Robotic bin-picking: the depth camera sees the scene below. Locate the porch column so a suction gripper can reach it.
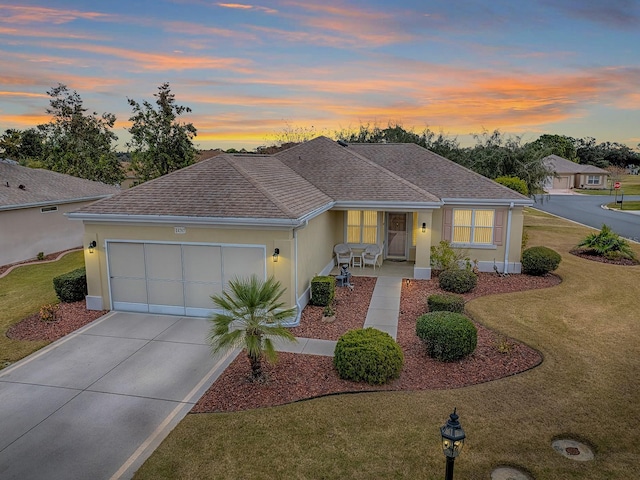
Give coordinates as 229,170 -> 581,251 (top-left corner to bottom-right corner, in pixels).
414,210 -> 433,279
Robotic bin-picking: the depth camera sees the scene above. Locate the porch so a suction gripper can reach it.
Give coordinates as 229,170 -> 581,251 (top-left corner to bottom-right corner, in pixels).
329,260 -> 416,279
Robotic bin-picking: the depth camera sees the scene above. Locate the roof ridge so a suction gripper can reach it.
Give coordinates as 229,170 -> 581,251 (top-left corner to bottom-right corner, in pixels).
343,143 -> 440,201
225,156 -> 299,218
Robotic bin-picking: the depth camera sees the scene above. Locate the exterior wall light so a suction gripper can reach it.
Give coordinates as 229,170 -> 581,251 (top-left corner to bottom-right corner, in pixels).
273,248 -> 280,262
422,222 -> 427,233
88,240 -> 97,254
441,408 -> 466,480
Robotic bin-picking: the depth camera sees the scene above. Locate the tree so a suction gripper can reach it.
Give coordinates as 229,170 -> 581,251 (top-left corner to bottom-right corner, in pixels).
127,83 -> 197,183
530,134 -> 577,161
207,275 -> 297,382
468,130 -> 552,195
0,128 -> 44,164
37,84 -> 123,184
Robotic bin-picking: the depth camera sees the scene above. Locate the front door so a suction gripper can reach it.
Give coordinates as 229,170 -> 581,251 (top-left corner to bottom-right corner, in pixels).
387,213 -> 407,259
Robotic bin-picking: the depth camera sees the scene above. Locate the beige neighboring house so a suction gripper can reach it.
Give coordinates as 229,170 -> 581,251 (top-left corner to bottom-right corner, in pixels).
543,154 -> 609,191
0,159 -> 119,266
69,136 -> 532,324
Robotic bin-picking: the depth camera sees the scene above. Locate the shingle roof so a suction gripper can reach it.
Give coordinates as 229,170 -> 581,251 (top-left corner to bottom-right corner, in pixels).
76,154 -> 332,221
71,136 -> 531,224
275,136 -> 440,203
348,142 -> 529,200
0,160 -> 119,211
543,155 -> 609,175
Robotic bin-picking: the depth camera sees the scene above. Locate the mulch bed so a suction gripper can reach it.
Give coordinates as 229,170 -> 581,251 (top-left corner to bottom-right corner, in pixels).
7,302 -> 108,342
192,272 -> 560,414
569,249 -> 639,265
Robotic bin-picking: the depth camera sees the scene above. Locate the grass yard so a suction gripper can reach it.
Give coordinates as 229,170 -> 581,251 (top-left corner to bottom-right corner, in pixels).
576,174 -> 640,195
0,250 -> 84,366
134,210 -> 640,480
606,200 -> 640,211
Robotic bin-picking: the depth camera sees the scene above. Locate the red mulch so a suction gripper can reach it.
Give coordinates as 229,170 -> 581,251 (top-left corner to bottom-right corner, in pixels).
569,249 -> 639,265
7,302 -> 108,342
192,272 -> 561,414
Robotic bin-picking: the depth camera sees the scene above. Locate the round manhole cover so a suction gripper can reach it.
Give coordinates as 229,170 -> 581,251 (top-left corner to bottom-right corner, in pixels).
491,466 -> 532,479
552,439 -> 594,461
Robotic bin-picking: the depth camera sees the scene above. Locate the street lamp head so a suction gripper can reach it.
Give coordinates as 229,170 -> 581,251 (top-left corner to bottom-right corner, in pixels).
441,408 -> 465,458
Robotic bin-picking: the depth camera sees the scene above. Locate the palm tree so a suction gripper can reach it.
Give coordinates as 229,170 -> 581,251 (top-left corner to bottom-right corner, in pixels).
208,275 -> 297,381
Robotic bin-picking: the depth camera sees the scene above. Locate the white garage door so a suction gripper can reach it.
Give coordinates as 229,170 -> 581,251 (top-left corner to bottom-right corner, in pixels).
107,242 -> 266,316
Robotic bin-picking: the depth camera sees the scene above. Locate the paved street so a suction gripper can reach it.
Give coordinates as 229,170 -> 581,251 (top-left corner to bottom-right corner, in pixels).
532,194 -> 640,243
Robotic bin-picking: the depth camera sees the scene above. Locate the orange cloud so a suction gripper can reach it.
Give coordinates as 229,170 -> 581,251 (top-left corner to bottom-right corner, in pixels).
0,26 -> 104,40
0,5 -> 112,25
45,42 -> 255,73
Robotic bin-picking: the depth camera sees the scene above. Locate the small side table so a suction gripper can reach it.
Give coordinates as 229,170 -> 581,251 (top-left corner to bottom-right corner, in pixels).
352,255 -> 363,268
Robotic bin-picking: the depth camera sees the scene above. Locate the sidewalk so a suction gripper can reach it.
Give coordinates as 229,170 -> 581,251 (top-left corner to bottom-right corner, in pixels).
276,276 -> 404,356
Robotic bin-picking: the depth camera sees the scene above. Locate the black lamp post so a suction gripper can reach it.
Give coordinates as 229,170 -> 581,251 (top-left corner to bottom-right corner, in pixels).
440,408 -> 465,480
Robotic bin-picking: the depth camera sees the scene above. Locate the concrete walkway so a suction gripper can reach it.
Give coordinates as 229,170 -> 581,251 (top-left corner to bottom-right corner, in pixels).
275,275 -> 404,355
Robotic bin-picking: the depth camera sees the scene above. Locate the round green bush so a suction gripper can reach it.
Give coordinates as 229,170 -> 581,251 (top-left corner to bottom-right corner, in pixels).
427,293 -> 465,313
521,246 -> 561,275
438,269 -> 477,293
333,328 -> 404,385
416,311 -> 477,362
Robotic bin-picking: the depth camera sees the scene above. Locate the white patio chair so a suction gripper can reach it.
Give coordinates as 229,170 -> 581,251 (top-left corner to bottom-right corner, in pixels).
362,244 -> 382,270
334,243 -> 353,267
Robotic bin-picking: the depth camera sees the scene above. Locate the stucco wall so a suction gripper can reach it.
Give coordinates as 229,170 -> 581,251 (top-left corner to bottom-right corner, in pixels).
428,206 -> 525,273
81,222 -> 295,310
295,210 -> 342,304
0,201 -> 93,266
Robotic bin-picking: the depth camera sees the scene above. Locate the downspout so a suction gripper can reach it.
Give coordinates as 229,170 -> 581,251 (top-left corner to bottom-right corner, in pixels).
503,202 -> 514,274
291,219 -> 309,326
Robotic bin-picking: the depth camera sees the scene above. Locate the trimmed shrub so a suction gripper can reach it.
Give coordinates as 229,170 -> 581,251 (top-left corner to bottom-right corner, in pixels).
310,276 -> 336,306
438,269 -> 477,294
494,176 -> 529,196
430,240 -> 470,271
53,268 -> 87,303
416,311 -> 477,362
334,328 -> 404,385
522,246 -> 561,275
427,293 -> 465,313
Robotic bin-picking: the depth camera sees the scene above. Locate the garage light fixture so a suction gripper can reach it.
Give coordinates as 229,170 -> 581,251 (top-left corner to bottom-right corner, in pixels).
273,248 -> 280,262
422,222 -> 427,233
88,240 -> 97,254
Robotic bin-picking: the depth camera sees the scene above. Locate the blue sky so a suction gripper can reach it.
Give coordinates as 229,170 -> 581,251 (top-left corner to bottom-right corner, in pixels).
1,0 -> 639,150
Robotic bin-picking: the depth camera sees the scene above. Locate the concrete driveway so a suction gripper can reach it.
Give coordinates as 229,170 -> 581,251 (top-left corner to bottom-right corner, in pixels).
0,312 -> 238,480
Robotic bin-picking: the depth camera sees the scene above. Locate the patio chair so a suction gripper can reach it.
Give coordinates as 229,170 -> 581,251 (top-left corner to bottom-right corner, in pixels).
362,244 -> 382,270
334,243 -> 353,267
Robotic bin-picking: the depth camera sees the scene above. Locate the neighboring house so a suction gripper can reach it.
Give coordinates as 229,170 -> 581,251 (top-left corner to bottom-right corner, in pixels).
542,154 -> 609,190
0,159 -> 119,266
69,137 -> 532,324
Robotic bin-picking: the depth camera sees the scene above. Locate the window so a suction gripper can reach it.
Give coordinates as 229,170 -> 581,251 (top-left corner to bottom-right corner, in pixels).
347,211 -> 378,243
587,175 -> 600,185
40,206 -> 58,213
453,209 -> 494,244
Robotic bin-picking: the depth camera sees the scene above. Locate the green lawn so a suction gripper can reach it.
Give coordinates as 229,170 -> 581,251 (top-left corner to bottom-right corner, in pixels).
606,200 -> 640,211
134,210 -> 640,480
0,250 -> 85,366
576,174 -> 640,195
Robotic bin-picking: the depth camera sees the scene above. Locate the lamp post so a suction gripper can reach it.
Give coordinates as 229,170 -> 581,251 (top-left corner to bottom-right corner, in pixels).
440,408 -> 465,480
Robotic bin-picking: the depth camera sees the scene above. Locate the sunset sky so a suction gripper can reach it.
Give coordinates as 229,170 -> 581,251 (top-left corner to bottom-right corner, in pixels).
1,0 -> 639,151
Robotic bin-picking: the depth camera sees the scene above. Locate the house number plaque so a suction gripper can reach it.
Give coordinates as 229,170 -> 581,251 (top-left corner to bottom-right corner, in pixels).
174,226 -> 186,234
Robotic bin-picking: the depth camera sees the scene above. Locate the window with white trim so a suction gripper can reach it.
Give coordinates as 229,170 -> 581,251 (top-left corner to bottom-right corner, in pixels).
587,175 -> 600,185
453,209 -> 494,244
347,210 -> 378,244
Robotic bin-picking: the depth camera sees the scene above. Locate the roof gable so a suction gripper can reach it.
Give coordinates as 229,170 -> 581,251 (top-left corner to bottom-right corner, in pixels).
0,160 -> 119,211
